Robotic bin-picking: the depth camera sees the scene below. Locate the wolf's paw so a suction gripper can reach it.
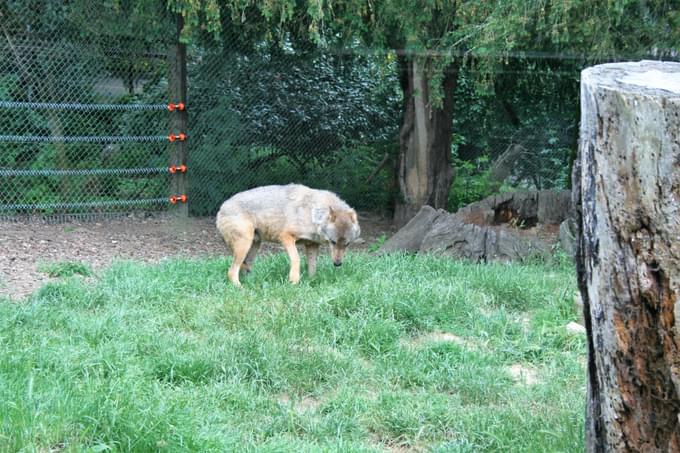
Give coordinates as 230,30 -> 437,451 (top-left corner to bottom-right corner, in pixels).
228,270 -> 242,287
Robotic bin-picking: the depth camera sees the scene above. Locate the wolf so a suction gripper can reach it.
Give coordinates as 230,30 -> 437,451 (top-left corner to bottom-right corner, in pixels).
216,184 -> 361,286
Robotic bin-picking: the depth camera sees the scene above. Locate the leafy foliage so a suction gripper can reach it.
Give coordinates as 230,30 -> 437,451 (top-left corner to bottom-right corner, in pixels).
186,45 -> 400,215
192,46 -> 399,165
2,0 -> 678,216
448,154 -> 498,213
451,58 -> 578,196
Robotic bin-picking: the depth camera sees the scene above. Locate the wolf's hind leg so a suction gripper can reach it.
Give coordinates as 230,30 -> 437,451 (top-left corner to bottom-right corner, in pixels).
227,231 -> 254,287
242,237 -> 261,273
280,233 -> 301,284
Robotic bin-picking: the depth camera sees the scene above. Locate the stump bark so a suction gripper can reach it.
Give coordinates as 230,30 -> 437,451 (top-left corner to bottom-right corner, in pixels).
575,61 -> 680,452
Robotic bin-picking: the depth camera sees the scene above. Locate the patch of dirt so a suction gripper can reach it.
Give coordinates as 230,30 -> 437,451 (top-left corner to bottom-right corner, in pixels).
401,331 -> 493,355
517,314 -> 531,334
0,211 -> 394,300
276,393 -> 321,412
402,331 -> 467,348
369,435 -> 424,453
506,364 -> 540,386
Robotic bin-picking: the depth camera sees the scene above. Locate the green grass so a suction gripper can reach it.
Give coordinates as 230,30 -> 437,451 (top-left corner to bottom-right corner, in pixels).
38,260 -> 92,278
0,253 -> 584,452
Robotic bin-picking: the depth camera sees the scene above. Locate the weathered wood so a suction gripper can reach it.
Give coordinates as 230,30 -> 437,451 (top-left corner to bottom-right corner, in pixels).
379,205 -> 446,253
380,190 -> 568,261
575,60 -> 680,452
168,14 -> 188,217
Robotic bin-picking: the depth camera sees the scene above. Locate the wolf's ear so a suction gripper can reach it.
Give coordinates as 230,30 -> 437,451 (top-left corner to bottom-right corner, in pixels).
312,208 -> 329,225
350,210 -> 358,224
352,223 -> 361,240
328,207 -> 336,222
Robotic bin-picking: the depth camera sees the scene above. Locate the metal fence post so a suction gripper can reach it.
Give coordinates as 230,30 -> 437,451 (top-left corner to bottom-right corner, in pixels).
168,14 -> 188,217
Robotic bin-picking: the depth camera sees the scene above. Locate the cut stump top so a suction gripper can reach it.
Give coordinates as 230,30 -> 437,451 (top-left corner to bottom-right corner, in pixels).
582,60 -> 680,97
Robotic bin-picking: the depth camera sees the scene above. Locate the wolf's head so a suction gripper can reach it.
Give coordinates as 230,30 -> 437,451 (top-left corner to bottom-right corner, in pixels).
315,207 -> 360,266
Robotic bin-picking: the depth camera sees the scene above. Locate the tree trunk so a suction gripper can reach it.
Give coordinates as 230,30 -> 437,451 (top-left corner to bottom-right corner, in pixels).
393,57 -> 458,227
574,60 -> 680,452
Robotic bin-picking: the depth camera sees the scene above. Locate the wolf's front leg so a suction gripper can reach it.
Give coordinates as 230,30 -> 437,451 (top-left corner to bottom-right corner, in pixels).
305,243 -> 319,277
280,234 -> 301,284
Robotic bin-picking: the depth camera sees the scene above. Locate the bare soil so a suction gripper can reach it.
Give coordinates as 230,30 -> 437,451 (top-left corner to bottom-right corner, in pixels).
0,212 -> 395,300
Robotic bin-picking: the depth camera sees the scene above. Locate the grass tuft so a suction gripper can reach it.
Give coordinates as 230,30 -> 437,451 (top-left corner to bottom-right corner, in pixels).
38,260 -> 92,278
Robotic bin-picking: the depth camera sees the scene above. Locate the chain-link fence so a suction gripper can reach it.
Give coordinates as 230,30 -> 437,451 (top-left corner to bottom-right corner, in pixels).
0,3 -> 179,220
1,3 -> 579,221
184,40 -> 402,217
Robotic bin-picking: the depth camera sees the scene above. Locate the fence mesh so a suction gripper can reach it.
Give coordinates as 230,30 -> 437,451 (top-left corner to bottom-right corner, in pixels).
184,43 -> 402,216
1,3 -> 579,221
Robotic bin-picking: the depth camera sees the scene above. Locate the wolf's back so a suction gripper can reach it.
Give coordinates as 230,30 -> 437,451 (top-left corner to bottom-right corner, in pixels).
221,185 -> 298,212
217,183 -> 350,222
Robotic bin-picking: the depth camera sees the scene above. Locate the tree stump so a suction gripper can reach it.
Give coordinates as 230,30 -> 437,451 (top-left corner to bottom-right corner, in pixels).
575,61 -> 680,452
379,190 -> 569,261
